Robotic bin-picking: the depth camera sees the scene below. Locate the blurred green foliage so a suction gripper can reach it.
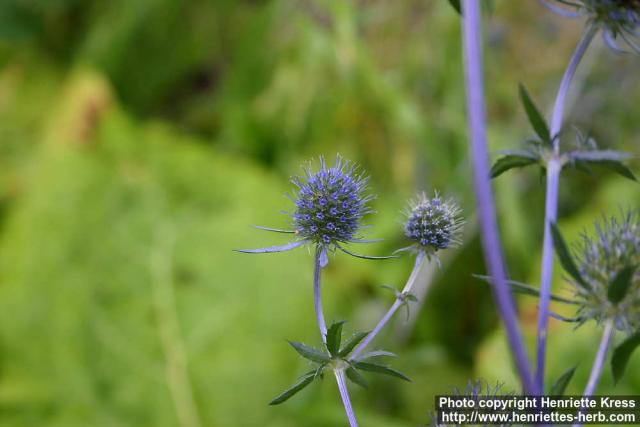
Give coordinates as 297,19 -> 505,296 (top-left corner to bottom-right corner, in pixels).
0,1 -> 639,426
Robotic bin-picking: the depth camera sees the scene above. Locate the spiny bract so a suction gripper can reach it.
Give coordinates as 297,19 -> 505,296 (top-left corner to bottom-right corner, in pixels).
575,211 -> 640,332
404,192 -> 463,253
292,156 -> 372,246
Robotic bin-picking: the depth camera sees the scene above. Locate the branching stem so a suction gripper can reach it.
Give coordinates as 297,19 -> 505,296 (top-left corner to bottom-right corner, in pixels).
536,23 -> 598,392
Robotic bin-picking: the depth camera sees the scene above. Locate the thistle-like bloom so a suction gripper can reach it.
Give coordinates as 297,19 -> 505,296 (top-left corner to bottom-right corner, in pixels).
543,0 -> 640,53
572,211 -> 640,332
236,156 -> 393,265
402,192 -> 463,257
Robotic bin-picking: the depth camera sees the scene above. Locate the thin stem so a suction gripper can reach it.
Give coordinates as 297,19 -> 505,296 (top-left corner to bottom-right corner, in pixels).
334,369 -> 359,427
313,247 -> 328,342
312,247 -> 358,425
573,319 -> 615,427
535,23 -> 598,393
461,0 -> 536,395
349,252 -> 426,360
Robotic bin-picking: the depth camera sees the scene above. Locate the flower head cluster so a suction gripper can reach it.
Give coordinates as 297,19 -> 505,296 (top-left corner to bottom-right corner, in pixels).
404,192 -> 463,255
547,0 -> 640,52
573,211 -> 640,332
292,157 -> 372,246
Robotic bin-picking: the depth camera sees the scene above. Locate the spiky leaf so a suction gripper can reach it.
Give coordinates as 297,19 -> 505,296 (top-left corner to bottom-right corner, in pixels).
490,154 -> 539,178
519,84 -> 551,144
608,266 -> 637,304
338,332 -> 369,358
474,274 -> 578,304
612,332 -> 640,384
269,370 -> 318,405
448,0 -> 461,15
550,223 -> 590,290
570,150 -> 636,182
550,365 -> 577,395
353,350 -> 397,361
326,321 -> 345,357
287,341 -> 329,363
346,367 -> 369,388
353,361 -> 411,382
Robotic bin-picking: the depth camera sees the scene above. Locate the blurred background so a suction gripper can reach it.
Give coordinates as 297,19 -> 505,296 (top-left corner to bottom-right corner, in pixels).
0,1 -> 639,426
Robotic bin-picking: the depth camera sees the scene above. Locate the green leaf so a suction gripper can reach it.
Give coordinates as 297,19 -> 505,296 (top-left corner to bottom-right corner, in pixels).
338,332 -> 369,358
353,350 -> 397,361
325,321 -> 345,357
288,341 -> 330,363
404,293 -> 418,302
448,0 -> 461,15
519,83 -> 551,144
490,154 -> 539,179
612,332 -> 640,384
570,150 -> 636,182
346,367 -> 369,388
269,370 -> 318,405
550,223 -> 590,290
473,274 -> 579,304
608,266 -> 637,304
550,365 -> 577,395
353,362 -> 411,382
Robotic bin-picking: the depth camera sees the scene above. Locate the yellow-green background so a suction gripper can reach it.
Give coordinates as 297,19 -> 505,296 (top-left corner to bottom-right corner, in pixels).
0,1 -> 638,426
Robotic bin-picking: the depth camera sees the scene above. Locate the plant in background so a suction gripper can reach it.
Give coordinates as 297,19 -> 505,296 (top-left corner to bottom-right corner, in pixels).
544,213 -> 640,401
237,157 -> 464,426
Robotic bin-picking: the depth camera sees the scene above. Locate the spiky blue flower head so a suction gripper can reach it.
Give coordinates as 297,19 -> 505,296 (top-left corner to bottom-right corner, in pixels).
403,192 -> 463,256
573,211 -> 640,332
292,156 -> 372,247
546,0 -> 640,53
236,156 -> 394,265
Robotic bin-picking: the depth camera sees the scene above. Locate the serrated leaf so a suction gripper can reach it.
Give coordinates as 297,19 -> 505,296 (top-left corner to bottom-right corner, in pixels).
269,370 -> 317,405
612,332 -> 640,384
448,0 -> 461,15
326,321 -> 345,357
550,223 -> 590,290
519,84 -> 551,144
346,367 -> 369,388
353,362 -> 411,382
490,154 -> 539,179
550,365 -> 577,395
338,332 -> 369,358
608,266 -> 637,304
288,341 -> 329,363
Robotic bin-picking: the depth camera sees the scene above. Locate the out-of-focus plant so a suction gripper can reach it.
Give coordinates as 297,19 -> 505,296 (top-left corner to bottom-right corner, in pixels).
237,157 -> 463,426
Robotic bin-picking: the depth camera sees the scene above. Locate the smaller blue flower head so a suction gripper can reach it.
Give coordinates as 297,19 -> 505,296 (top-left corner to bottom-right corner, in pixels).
403,192 -> 463,255
292,157 -> 372,246
574,211 -> 640,332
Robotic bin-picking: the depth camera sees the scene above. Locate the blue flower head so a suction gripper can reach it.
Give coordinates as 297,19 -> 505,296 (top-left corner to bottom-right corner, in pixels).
573,211 -> 640,332
402,192 -> 463,257
293,157 -> 372,246
545,0 -> 640,53
236,156 -> 394,265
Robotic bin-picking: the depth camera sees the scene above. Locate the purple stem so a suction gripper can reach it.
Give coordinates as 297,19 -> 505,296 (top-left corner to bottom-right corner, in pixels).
535,23 -> 597,392
313,247 -> 359,425
573,319 -> 615,427
349,252 -> 426,360
313,247 -> 328,343
461,0 -> 535,394
335,369 -> 359,427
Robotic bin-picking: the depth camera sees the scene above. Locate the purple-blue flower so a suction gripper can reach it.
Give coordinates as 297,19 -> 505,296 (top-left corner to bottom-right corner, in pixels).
401,192 -> 463,258
236,156 -> 394,265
